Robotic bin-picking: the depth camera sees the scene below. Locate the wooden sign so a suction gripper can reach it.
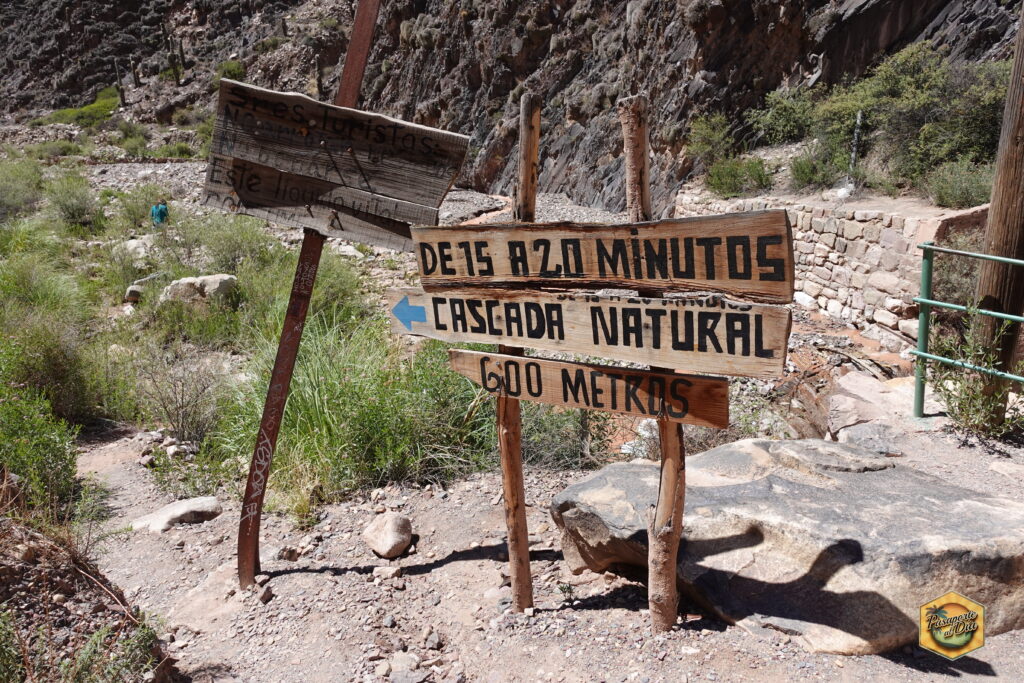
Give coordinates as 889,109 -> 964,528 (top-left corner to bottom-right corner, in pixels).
203,79 -> 469,249
413,210 -> 794,303
449,350 -> 729,428
389,288 -> 791,379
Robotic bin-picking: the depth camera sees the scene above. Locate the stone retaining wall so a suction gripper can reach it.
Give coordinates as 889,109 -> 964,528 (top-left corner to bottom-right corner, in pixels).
675,195 -> 988,345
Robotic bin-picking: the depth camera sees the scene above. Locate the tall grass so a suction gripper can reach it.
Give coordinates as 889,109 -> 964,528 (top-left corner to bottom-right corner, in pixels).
0,158 -> 43,221
211,321 -> 493,517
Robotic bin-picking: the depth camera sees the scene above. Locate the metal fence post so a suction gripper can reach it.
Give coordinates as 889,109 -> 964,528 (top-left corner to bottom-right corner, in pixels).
914,242 -> 935,418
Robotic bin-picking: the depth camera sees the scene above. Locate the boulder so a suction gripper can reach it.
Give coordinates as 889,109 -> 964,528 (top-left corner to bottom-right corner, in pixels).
158,274 -> 237,304
362,512 -> 413,559
551,439 -> 1024,655
131,496 -> 223,533
112,235 -> 155,267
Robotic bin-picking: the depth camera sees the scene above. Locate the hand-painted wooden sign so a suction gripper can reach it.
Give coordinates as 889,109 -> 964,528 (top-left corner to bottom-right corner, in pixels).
203,79 -> 469,250
449,350 -> 729,427
389,288 -> 791,379
413,210 -> 794,303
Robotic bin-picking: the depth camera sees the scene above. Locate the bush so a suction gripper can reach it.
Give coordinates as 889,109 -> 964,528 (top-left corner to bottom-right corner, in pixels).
210,60 -> 246,91
136,342 -> 223,443
33,86 -> 120,128
120,135 -> 150,159
45,172 -> 99,229
153,142 -> 193,158
924,159 -> 994,209
25,140 -> 83,159
706,157 -> 772,197
116,119 -> 149,141
107,183 -> 166,235
929,316 -> 1024,438
0,159 -> 43,221
201,214 -> 277,273
688,113 -> 733,164
746,88 -> 817,145
932,229 -> 984,310
255,37 -> 286,54
790,149 -> 842,189
0,386 -> 78,514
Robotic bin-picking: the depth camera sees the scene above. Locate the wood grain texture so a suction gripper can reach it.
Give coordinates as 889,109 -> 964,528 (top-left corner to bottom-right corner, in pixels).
388,288 -> 791,378
449,350 -> 729,428
203,154 -> 414,251
975,15 -> 1024,407
514,93 -> 542,223
333,0 -> 382,108
212,80 -> 468,209
413,211 -> 794,302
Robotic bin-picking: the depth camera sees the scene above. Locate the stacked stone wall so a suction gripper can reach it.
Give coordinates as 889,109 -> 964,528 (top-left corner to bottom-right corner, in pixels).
674,196 -> 989,341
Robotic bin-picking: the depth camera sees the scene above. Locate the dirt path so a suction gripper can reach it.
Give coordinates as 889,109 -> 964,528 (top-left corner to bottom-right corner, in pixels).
76,429 -> 1024,683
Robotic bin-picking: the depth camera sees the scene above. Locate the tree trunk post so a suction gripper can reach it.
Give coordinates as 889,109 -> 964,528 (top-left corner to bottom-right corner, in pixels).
617,94 -> 686,632
236,0 -> 383,589
974,13 -> 1024,426
499,91 -> 543,612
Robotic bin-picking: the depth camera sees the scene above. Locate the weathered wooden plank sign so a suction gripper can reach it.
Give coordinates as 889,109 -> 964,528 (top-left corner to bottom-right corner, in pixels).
203,79 -> 469,250
389,288 -> 791,379
449,350 -> 729,427
413,210 -> 794,303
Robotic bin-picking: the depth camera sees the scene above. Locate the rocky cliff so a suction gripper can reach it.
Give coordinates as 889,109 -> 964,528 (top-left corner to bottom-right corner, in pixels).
1,0 -> 1019,212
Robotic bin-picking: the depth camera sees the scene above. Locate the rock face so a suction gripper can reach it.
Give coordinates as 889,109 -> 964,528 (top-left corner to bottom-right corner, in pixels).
132,496 -> 223,533
3,1 -> 1018,211
362,512 -> 413,559
159,274 -> 237,304
551,439 -> 1024,654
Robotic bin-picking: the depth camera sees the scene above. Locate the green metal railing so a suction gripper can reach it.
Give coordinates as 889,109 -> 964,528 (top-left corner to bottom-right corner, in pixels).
912,241 -> 1024,417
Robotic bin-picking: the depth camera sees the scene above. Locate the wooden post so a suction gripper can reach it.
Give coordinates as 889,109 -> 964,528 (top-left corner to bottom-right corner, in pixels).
500,92 -> 542,612
975,13 -> 1024,426
617,94 -> 686,632
333,0 -> 382,108
237,0 -> 383,589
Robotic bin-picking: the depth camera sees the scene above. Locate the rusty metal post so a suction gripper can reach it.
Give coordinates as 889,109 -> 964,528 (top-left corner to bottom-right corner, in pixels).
237,0 -> 383,589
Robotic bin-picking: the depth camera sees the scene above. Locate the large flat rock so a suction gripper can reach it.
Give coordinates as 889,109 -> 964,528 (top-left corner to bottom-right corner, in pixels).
551,439 -> 1024,654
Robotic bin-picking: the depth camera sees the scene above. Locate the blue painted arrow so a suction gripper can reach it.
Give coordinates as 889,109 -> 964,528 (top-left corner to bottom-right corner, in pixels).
392,295 -> 427,331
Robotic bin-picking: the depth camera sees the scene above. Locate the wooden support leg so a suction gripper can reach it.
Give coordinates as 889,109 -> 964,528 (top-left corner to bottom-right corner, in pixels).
237,229 -> 324,587
498,344 -> 534,611
618,93 -> 687,631
648,419 -> 686,631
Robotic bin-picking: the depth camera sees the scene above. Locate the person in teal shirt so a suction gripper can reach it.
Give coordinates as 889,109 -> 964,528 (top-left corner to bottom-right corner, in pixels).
151,199 -> 168,227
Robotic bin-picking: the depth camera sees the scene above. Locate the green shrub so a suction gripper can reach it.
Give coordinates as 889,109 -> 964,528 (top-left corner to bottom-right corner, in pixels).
808,44 -> 1009,186
790,148 -> 842,189
932,229 -> 984,309
0,385 -> 78,514
120,135 -> 150,159
0,611 -> 21,682
44,172 -> 98,228
0,315 -> 94,423
153,142 -> 194,158
688,113 -> 733,164
210,60 -> 246,91
746,88 -> 817,144
319,17 -> 340,30
929,315 -> 1024,438
0,252 -> 83,319
706,157 -> 772,197
116,119 -> 149,141
33,86 -> 120,128
107,183 -> 167,235
255,36 -> 287,53
0,158 -> 43,221
201,214 -> 277,273
25,140 -> 83,159
521,404 -> 612,470
924,159 -> 994,209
